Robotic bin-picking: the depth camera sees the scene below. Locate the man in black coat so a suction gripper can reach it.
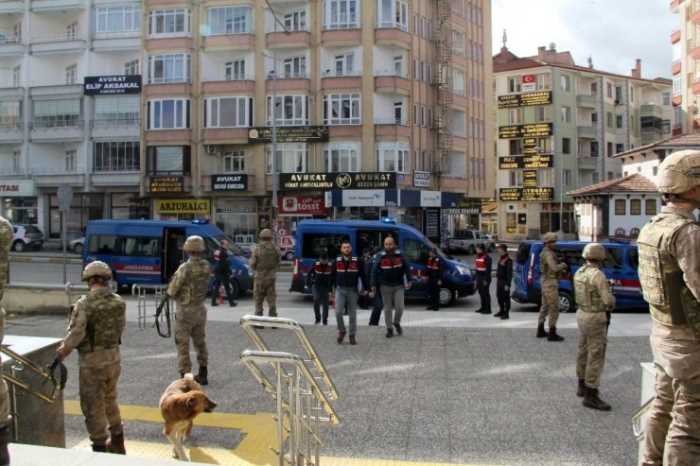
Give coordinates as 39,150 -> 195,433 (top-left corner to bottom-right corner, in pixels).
474,244 -> 492,314
425,248 -> 443,311
494,244 -> 513,320
211,238 -> 238,307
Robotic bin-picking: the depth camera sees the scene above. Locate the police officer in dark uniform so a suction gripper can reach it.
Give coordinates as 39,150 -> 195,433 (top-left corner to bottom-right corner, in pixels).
474,244 -> 492,314
211,238 -> 237,307
494,244 -> 513,320
306,252 -> 333,325
425,248 -> 442,311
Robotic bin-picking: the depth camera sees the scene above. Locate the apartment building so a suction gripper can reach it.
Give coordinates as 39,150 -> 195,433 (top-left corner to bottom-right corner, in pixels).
493,43 -> 672,241
670,0 -> 700,135
140,0 -> 494,244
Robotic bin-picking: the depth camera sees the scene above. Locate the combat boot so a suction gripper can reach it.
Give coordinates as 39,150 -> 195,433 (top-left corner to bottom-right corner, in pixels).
394,323 -> 402,336
547,327 -> 564,342
536,323 -> 548,338
195,366 -> 208,386
107,429 -> 126,455
386,328 -> 394,338
92,444 -> 107,453
349,335 -> 357,345
583,387 -> 611,411
577,378 -> 586,398
494,311 -> 504,318
337,331 -> 346,344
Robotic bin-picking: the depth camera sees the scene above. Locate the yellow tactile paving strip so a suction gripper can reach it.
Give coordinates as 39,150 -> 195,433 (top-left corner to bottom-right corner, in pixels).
65,400 -> 497,466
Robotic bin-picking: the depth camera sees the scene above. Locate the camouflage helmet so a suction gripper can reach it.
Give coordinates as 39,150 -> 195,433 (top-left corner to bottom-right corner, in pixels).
542,232 -> 558,244
656,150 -> 700,194
183,235 -> 205,253
82,261 -> 112,281
582,243 -> 606,261
259,229 -> 273,240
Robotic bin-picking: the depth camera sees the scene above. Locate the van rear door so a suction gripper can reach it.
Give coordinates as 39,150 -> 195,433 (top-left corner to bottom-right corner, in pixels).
162,227 -> 187,283
513,242 -> 531,301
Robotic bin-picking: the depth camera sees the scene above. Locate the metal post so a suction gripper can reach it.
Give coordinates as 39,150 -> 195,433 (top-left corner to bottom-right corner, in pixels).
276,363 -> 284,466
271,22 -> 279,225
61,211 -> 67,284
559,156 -> 564,235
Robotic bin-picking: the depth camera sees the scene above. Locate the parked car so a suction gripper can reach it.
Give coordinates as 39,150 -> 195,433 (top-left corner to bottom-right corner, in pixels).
445,230 -> 495,254
70,237 -> 85,255
511,240 -> 646,313
290,219 -> 475,306
12,224 -> 44,252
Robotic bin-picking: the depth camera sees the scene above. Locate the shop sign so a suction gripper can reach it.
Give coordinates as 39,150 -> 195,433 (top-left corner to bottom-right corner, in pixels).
156,199 -> 211,216
150,176 -> 184,193
278,195 -> 327,216
521,74 -> 537,92
420,191 -> 441,207
499,188 -> 554,202
211,174 -> 247,191
248,126 -> 329,144
413,171 -> 432,188
498,91 -> 552,109
498,154 -> 553,170
424,208 -> 440,238
498,123 -> 553,139
522,170 -> 538,188
84,75 -> 142,95
523,138 -> 538,148
342,190 -> 385,207
0,180 -> 35,197
280,172 -> 396,190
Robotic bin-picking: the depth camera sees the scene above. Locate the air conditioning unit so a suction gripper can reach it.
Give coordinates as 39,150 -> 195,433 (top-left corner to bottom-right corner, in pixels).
204,145 -> 217,155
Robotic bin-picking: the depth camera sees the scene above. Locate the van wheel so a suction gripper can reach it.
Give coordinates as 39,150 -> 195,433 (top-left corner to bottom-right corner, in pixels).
12,241 -> 24,252
559,291 -> 575,313
439,287 -> 455,307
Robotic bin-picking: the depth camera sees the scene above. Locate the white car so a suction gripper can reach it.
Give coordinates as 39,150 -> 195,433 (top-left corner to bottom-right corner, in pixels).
12,224 -> 44,252
70,237 -> 85,255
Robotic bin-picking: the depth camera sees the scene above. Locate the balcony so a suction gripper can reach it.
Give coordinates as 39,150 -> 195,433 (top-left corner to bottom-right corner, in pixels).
375,120 -> 410,139
577,125 -> 597,139
266,78 -> 310,93
0,87 -> 23,98
578,156 -> 598,171
144,129 -> 192,144
202,34 -> 255,52
32,169 -> 86,187
266,31 -> 311,49
374,76 -> 410,96
143,83 -> 192,98
202,80 -> 255,94
91,170 -> 140,187
92,32 -> 141,52
671,29 -> 681,44
576,94 -> 598,108
30,119 -> 84,142
641,104 -> 663,119
0,1 -> 24,14
145,36 -> 192,51
31,0 -> 86,12
0,36 -> 24,57
374,28 -> 411,50
201,128 -> 248,144
672,60 -> 682,75
30,84 -> 82,98
91,118 -> 140,139
321,74 -> 362,90
0,122 -> 24,144
30,34 -> 86,55
321,28 -> 361,47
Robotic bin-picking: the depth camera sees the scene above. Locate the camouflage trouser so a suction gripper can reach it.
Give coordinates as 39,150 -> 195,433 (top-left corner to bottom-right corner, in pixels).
254,275 -> 277,317
641,322 -> 700,466
575,311 -> 608,388
538,280 -> 559,328
79,362 -> 122,445
175,302 -> 208,374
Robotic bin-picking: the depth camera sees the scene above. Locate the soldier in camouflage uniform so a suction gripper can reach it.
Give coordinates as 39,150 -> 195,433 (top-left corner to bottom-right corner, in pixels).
538,232 -> 567,341
56,261 -> 126,454
638,150 -> 700,466
0,215 -> 12,465
250,229 -> 280,317
574,243 -> 615,411
167,235 -> 211,386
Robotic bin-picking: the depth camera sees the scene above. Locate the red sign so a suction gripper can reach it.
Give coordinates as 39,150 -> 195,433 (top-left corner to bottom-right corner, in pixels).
278,195 -> 328,216
522,75 -> 536,84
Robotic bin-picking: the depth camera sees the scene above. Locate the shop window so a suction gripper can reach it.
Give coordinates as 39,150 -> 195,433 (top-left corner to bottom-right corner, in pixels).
3,198 -> 37,225
111,193 -> 149,219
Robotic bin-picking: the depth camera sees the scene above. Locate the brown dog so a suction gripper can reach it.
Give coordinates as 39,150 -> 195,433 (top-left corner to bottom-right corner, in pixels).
159,374 -> 217,461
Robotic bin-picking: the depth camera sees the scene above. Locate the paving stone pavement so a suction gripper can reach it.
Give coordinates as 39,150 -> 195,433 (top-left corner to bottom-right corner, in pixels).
6,315 -> 649,466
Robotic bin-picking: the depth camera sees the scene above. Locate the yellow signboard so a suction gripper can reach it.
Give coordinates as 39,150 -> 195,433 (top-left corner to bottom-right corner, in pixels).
498,123 -> 553,139
156,199 -> 211,216
498,91 -> 553,109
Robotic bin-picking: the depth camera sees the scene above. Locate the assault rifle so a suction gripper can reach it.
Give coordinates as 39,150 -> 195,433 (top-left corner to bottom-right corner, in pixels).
154,294 -> 172,338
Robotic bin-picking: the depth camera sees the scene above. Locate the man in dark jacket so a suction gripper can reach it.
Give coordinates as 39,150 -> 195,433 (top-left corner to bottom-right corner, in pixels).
474,244 -> 492,314
425,248 -> 443,311
494,244 -> 513,320
371,236 -> 411,338
331,241 -> 367,345
363,248 -> 384,326
211,239 -> 237,307
306,252 -> 332,325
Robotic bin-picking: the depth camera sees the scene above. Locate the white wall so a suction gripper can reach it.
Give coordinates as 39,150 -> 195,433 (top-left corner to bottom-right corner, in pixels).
372,46 -> 403,77
575,202 -> 603,242
373,93 -> 406,124
30,55 -> 86,86
30,142 -> 86,174
608,193 -> 661,239
31,10 -> 88,40
201,51 -> 254,82
90,51 -> 140,76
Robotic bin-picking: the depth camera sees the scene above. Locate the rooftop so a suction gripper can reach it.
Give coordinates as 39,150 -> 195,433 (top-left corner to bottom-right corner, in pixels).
613,133 -> 700,159
568,173 -> 658,197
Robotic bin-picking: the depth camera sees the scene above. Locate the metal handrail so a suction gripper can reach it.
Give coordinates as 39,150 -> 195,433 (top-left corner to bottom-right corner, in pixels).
0,345 -> 65,404
632,396 -> 655,441
240,349 -> 340,426
240,315 -> 338,400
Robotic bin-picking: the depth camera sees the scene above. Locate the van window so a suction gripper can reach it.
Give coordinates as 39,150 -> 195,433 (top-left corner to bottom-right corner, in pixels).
404,239 -> 429,263
556,246 -> 585,268
123,237 -> 160,257
606,248 -> 624,268
302,233 -> 350,259
89,235 -> 121,255
357,230 -> 398,255
628,248 -> 638,269
516,243 -> 531,264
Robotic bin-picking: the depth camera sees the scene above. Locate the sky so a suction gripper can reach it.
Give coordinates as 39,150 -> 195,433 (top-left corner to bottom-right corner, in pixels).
492,0 -> 676,79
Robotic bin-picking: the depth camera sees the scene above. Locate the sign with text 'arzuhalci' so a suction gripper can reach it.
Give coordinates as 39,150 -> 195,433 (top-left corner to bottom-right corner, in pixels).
498,91 -> 553,109
498,123 -> 553,139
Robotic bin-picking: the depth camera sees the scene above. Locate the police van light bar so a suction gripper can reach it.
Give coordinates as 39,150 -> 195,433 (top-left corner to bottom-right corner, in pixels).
381,217 -> 396,224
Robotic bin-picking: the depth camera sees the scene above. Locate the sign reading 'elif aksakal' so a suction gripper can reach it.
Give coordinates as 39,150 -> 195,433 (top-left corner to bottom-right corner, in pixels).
84,75 -> 142,95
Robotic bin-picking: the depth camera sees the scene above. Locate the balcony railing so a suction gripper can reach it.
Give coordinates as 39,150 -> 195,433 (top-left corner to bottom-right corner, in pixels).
0,121 -> 22,130
374,117 -> 408,126
32,167 -> 86,176
30,119 -> 83,129
373,69 -> 407,78
31,33 -> 86,44
321,70 -> 362,78
91,118 -> 140,128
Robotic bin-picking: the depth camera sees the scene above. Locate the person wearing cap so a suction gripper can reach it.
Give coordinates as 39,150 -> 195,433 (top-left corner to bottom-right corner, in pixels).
538,232 -> 567,341
250,228 -> 281,317
56,261 -> 126,454
574,243 -> 615,411
638,150 -> 700,465
167,235 -> 212,385
210,238 -> 237,308
306,252 -> 332,325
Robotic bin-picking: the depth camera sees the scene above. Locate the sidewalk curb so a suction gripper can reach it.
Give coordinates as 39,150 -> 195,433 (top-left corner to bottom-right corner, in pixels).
10,255 -> 82,264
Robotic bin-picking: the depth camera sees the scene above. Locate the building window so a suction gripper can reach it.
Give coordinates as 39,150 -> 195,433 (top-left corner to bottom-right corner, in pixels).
606,112 -> 613,128
207,6 -> 252,34
283,56 -> 307,79
509,139 -> 522,156
11,151 -> 20,174
563,169 -> 572,186
393,101 -> 405,124
606,82 -> 613,98
393,55 -> 404,76
64,150 -> 76,172
377,143 -> 408,173
645,199 -> 657,216
325,0 -> 359,29
32,99 -> 80,128
0,101 -> 20,128
66,22 -> 78,39
630,199 -> 641,215
283,8 -> 307,31
147,99 -> 190,129
324,142 -> 360,172
11,66 -> 20,87
323,93 -> 361,125
266,143 -> 307,173
94,95 -> 139,122
451,30 -> 465,54
267,95 -> 308,126
653,166 -> 658,176
148,9 -> 190,36
204,96 -> 253,128
223,151 -> 245,173
225,60 -> 246,80
96,6 -> 140,34
616,114 -> 623,129
616,143 -> 624,154
590,141 -> 599,157
560,75 -> 570,92
535,106 -> 547,122
507,76 -> 521,93
124,60 -> 139,75
673,76 -> 682,96
377,0 -> 408,30
94,142 -> 140,172
561,106 -> 571,123
65,64 -> 77,85
607,142 -> 613,158
147,54 -> 191,84
147,146 -> 190,175
614,199 -> 626,215
562,137 -> 571,154
332,52 -> 354,76
615,86 -> 623,103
